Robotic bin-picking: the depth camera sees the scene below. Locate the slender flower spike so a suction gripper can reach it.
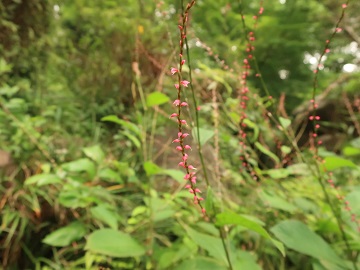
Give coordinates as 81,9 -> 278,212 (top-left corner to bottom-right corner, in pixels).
171,67 -> 179,75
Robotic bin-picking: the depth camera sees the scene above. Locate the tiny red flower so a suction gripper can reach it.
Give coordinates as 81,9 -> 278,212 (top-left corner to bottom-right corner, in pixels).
171,67 -> 179,75
181,80 -> 190,87
184,145 -> 192,150
173,99 -> 181,106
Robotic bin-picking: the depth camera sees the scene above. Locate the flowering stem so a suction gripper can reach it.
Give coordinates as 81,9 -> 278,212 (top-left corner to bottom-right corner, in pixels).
179,2 -> 234,269
171,0 -> 205,214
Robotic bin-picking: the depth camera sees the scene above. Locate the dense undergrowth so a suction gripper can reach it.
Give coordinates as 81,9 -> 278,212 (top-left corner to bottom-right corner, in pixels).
1,0 -> 360,269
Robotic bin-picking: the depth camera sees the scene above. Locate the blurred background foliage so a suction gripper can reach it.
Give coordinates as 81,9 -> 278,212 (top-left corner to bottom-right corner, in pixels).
0,0 -> 360,269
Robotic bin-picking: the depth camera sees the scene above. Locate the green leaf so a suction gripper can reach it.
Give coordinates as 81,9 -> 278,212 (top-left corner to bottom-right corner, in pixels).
24,173 -> 62,186
85,229 -> 145,258
216,212 -> 285,256
342,146 -> 360,157
98,168 -> 123,183
192,127 -> 214,146
281,145 -> 291,155
144,161 -> 162,176
162,169 -> 185,184
279,117 -> 291,129
101,115 -> 140,135
146,92 -> 170,107
185,226 -> 228,265
254,142 -> 280,165
322,156 -> 357,171
258,190 -> 298,213
205,186 -> 215,217
83,145 -> 105,164
242,118 -> 259,142
271,220 -> 346,267
42,222 -> 87,247
61,158 -> 96,179
175,257 -> 227,270
90,204 -> 118,230
263,168 -> 290,179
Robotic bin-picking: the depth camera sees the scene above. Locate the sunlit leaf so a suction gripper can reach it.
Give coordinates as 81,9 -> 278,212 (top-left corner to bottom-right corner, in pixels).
90,204 -> 118,230
85,229 -> 145,258
146,92 -> 170,107
192,127 -> 214,146
216,212 -> 285,256
322,156 -> 357,171
83,145 -> 105,164
25,173 -> 62,186
43,222 -> 87,247
271,220 -> 346,267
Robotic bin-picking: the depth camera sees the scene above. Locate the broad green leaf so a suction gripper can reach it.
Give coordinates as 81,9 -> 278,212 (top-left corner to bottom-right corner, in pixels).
175,257 -> 227,270
185,226 -> 228,265
254,142 -> 280,165
342,146 -> 360,157
147,197 -> 175,222
25,173 -> 62,186
263,168 -> 290,179
323,156 -> 357,171
101,115 -> 140,135
98,168 -> 122,183
279,117 -> 291,129
42,222 -> 87,247
146,92 -> 170,107
83,145 -> 105,164
58,186 -> 100,208
90,204 -> 118,230
271,220 -> 346,267
218,212 -> 285,255
61,158 -> 96,179
216,212 -> 285,256
259,190 -> 298,213
192,127 -> 214,146
232,250 -> 262,270
281,145 -> 291,155
162,169 -> 185,183
144,161 -> 162,176
85,229 -> 145,258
